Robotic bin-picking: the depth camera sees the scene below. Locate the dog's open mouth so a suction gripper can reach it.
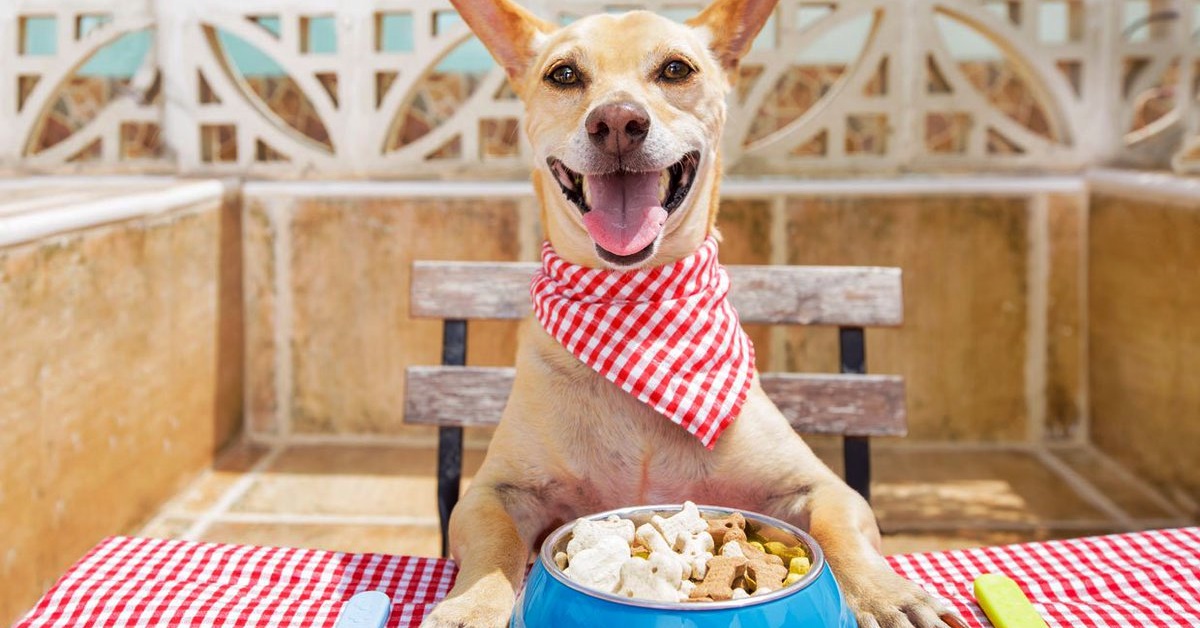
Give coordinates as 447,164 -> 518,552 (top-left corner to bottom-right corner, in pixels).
547,151 -> 699,265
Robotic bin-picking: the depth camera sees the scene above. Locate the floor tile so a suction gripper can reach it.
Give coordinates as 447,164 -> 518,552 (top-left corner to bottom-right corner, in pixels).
1046,445 -> 1183,520
870,447 -> 1110,527
157,440 -> 271,516
230,445 -> 484,519
130,438 -> 1193,563
137,516 -> 197,540
199,522 -> 442,557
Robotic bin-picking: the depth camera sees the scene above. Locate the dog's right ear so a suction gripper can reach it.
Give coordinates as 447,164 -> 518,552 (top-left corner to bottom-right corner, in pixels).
448,0 -> 555,81
687,0 -> 778,72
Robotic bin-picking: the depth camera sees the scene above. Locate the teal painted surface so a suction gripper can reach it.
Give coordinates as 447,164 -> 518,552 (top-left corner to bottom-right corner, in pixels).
21,7 -> 1074,78
77,14 -> 112,38
305,16 -> 337,54
796,5 -> 833,31
796,13 -> 874,64
1123,0 -> 1151,42
1038,2 -> 1069,44
379,13 -> 415,52
216,28 -> 284,76
434,12 -> 494,74
22,16 -> 57,55
253,15 -> 282,37
79,31 -> 151,77
935,14 -> 1003,61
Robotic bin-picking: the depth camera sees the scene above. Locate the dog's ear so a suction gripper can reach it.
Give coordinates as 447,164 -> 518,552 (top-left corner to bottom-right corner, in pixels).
448,0 -> 555,81
687,0 -> 778,71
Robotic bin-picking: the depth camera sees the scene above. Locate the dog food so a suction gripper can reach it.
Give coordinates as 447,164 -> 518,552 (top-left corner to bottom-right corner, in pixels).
556,502 -> 812,603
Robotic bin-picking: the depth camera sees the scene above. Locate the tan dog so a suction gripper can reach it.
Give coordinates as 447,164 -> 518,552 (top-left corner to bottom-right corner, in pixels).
420,1 -> 966,627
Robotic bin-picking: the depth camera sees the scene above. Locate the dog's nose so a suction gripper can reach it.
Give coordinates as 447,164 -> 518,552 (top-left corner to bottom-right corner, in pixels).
586,102 -> 650,155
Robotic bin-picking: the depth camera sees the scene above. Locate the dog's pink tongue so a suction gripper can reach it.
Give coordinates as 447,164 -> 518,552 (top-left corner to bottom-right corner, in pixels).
582,171 -> 667,256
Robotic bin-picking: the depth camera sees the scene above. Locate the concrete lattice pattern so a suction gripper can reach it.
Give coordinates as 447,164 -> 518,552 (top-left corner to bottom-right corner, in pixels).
3,0 -> 1200,176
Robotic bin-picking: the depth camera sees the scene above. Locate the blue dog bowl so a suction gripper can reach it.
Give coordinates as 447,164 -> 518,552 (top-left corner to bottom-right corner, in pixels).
512,505 -> 856,628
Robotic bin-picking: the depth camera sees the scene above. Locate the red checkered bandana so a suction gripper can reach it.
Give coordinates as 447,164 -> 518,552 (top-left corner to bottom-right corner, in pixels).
530,236 -> 755,448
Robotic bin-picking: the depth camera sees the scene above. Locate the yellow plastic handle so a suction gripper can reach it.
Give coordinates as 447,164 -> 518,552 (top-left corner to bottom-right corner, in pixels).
973,573 -> 1048,628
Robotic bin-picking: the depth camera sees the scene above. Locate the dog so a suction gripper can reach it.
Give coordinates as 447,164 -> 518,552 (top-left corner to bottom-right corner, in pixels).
420,1 -> 967,627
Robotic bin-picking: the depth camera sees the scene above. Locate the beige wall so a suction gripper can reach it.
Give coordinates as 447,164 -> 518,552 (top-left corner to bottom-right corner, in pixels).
244,187 -> 1088,444
0,197 -> 241,626
1089,192 -> 1200,509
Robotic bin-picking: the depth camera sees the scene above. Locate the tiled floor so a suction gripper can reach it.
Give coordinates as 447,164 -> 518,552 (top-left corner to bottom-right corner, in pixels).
137,438 -> 1193,558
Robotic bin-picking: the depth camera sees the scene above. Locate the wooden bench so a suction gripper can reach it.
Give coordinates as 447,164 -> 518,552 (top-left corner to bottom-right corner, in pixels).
406,261 -> 905,557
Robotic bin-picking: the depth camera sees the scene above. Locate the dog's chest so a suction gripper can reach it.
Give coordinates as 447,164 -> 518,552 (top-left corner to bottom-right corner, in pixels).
536,351 -> 719,504
510,320 -> 758,513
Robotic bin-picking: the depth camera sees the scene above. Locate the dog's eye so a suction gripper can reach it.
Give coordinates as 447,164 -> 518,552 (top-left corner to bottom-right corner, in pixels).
548,65 -> 580,86
660,60 -> 693,81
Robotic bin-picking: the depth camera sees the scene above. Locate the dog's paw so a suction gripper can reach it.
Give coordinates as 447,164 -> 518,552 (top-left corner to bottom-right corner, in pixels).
842,568 -> 967,628
419,594 -> 513,628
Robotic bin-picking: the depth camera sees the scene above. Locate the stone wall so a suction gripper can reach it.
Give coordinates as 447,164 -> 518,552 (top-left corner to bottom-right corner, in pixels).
0,188 -> 240,626
1089,188 -> 1200,511
243,180 -> 1089,446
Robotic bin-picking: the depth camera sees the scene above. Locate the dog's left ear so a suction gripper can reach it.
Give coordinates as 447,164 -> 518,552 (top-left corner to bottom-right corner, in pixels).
448,0 -> 556,81
686,0 -> 778,72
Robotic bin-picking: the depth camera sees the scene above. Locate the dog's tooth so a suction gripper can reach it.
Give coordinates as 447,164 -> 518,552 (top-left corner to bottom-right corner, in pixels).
582,176 -> 590,204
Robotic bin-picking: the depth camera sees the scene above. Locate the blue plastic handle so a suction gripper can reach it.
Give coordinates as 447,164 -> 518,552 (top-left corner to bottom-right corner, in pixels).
334,591 -> 392,628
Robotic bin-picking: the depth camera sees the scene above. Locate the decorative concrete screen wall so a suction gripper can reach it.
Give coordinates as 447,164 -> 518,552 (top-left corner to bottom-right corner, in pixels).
2,0 -> 1200,177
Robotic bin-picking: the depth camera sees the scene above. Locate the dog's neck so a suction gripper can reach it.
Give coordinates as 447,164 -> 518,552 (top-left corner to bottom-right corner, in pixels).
530,232 -> 754,448
536,234 -> 726,302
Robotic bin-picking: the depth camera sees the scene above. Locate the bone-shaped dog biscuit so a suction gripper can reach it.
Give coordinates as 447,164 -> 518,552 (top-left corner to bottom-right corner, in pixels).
673,529 -> 714,579
705,512 -> 746,547
564,535 -> 631,593
650,501 -> 708,547
731,540 -> 784,566
688,555 -> 747,601
567,515 -> 635,558
746,560 -> 788,593
614,553 -> 684,603
635,523 -> 695,579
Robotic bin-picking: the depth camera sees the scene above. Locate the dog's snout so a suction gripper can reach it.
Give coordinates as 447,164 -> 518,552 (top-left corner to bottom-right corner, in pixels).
586,102 -> 650,156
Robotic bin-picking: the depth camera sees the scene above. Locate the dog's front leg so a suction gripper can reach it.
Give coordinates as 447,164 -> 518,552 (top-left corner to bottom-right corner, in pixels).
420,486 -> 529,628
782,481 -> 967,628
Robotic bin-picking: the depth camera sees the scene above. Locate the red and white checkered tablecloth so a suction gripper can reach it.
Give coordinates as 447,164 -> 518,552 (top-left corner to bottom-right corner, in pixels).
15,527 -> 1200,627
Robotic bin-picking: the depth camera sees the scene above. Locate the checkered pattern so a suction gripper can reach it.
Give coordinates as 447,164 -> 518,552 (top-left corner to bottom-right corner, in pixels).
17,528 -> 1200,627
885,527 -> 1200,627
530,236 -> 755,449
15,536 -> 456,628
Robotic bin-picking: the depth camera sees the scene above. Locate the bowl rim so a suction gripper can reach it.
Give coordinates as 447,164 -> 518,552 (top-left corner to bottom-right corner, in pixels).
536,504 -> 828,611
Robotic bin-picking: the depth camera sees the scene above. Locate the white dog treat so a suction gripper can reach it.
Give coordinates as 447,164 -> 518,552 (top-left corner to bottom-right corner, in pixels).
673,529 -> 715,580
614,553 -> 684,603
558,506 -> 812,604
720,540 -> 746,559
635,523 -> 695,580
678,579 -> 696,601
564,535 -> 630,593
567,515 -> 635,558
650,501 -> 707,547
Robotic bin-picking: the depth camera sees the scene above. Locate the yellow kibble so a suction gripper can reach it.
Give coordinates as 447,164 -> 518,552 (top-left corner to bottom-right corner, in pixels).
764,542 -> 808,562
749,541 -> 765,553
784,572 -> 805,586
789,556 -> 811,575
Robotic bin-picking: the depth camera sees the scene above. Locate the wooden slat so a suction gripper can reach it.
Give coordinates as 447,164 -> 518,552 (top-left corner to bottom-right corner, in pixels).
405,366 -> 906,436
763,372 -> 906,436
410,261 -> 902,326
728,265 -> 902,326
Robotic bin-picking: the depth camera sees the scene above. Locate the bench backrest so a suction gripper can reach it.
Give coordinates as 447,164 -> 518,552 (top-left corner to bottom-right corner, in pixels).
406,261 -> 905,556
